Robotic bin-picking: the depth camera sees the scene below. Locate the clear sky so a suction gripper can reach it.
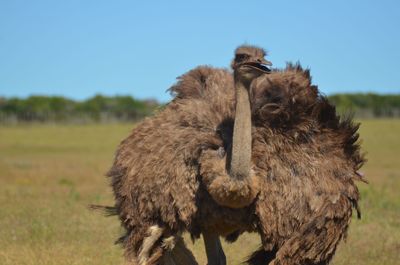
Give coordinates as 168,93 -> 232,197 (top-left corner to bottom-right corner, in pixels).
0,0 -> 399,102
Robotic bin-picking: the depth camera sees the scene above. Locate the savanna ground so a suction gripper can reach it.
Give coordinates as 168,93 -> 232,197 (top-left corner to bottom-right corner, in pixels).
0,120 -> 399,265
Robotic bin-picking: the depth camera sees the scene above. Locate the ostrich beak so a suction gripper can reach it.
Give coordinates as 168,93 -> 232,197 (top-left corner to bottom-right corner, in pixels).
259,58 -> 272,66
242,58 -> 272,72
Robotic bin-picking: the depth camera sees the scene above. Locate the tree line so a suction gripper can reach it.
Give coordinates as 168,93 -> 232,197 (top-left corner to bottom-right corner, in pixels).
0,95 -> 159,123
0,93 -> 399,123
328,93 -> 400,118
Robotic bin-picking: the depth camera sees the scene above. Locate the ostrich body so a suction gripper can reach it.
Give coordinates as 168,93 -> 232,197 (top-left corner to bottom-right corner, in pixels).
107,46 -> 364,265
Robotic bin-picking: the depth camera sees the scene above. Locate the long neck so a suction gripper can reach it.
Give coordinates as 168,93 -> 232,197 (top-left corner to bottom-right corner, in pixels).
229,77 -> 252,179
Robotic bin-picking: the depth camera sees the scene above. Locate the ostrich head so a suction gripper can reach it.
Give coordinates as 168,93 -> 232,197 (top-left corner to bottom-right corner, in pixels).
231,45 -> 272,84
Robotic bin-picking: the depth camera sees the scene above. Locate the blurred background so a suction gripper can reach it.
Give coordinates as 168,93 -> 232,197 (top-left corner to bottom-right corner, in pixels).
0,1 -> 399,264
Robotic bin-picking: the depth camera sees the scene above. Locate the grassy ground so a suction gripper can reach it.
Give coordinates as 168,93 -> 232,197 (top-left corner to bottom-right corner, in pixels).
0,120 -> 399,265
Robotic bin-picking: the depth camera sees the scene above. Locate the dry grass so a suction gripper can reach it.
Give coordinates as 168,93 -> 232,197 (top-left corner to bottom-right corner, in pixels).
0,120 -> 399,264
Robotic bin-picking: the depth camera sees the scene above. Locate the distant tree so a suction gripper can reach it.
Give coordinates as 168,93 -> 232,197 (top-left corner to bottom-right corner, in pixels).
1,93 -> 399,124
328,93 -> 400,118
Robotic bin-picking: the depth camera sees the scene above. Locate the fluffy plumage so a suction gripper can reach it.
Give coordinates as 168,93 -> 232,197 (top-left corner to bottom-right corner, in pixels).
107,61 -> 364,264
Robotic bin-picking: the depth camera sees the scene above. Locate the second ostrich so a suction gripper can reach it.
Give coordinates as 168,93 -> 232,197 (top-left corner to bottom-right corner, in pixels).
106,45 -> 364,265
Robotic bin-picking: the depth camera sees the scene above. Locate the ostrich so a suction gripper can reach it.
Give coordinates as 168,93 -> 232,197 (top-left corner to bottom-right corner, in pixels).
105,45 -> 364,265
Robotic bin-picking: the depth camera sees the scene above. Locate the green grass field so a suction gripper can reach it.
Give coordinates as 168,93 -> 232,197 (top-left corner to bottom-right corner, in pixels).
0,120 -> 399,265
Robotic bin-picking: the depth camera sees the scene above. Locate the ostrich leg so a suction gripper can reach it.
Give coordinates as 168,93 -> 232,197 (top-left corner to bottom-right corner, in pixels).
203,231 -> 226,265
161,236 -> 198,265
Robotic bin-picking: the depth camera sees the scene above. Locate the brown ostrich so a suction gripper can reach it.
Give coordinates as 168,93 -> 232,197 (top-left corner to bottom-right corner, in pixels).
104,45 -> 365,265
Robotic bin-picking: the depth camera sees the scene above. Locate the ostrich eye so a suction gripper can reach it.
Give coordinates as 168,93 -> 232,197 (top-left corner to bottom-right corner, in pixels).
235,54 -> 249,63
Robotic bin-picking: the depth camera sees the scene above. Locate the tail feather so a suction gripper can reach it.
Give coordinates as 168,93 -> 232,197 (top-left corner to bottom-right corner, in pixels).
88,205 -> 118,216
138,225 -> 164,265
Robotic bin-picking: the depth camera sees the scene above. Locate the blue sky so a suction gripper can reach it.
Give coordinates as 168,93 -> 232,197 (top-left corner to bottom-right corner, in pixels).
0,0 -> 399,102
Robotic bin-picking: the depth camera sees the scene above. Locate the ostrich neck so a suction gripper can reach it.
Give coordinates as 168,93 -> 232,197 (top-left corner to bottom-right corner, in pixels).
230,78 -> 252,179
